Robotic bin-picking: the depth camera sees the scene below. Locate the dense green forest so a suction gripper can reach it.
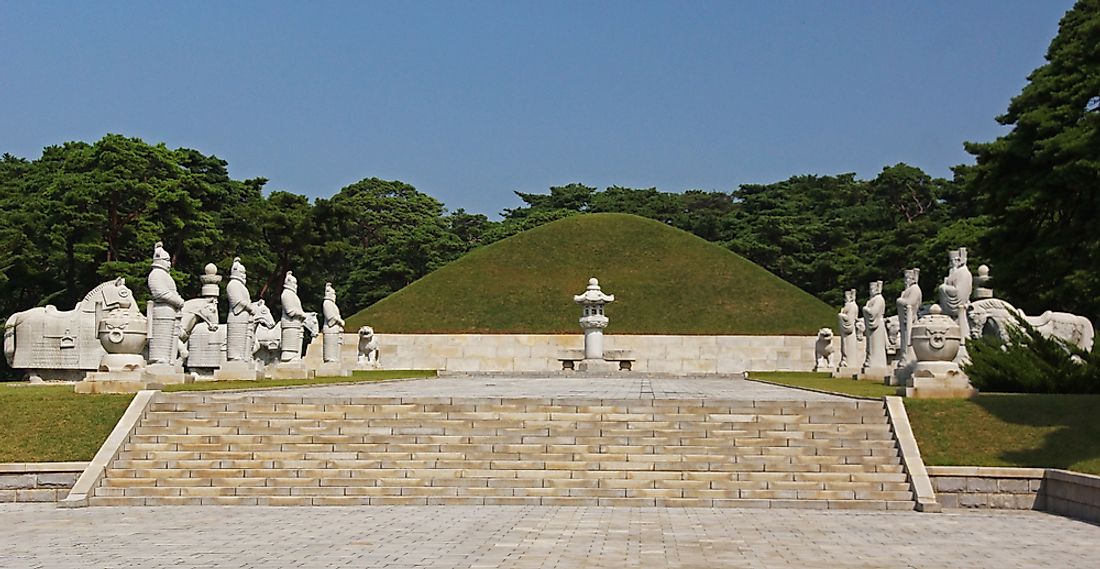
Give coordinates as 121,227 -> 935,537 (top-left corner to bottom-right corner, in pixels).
1,0 -> 1096,340
0,139 -> 978,321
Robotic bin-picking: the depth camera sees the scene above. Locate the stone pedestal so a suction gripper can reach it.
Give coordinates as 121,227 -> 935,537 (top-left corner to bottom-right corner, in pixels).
576,359 -> 620,373
891,357 -> 916,386
315,362 -> 351,378
858,366 -> 892,382
354,360 -> 382,371
582,327 -> 605,360
76,371 -> 157,394
142,363 -> 189,386
832,367 -> 860,379
270,362 -> 313,380
213,360 -> 263,381
900,361 -> 977,398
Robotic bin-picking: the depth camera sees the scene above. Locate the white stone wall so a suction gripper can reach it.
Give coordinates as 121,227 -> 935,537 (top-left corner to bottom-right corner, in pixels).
305,333 -> 827,374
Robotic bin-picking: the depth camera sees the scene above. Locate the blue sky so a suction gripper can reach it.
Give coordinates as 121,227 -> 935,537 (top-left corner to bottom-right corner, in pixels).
0,1 -> 1073,217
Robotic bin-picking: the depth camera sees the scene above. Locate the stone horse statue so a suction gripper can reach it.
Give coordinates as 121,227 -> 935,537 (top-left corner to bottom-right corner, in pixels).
183,299 -> 276,371
253,309 -> 318,366
177,298 -> 221,365
4,278 -> 135,381
968,298 -> 1094,352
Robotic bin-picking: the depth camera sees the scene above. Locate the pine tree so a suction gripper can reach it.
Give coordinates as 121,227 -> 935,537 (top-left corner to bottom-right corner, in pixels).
964,1 -> 1100,320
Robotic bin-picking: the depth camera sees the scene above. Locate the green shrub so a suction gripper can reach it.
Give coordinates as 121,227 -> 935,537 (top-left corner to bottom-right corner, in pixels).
963,316 -> 1099,394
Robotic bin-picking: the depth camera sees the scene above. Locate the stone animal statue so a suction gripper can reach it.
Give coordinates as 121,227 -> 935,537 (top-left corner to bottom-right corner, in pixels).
968,298 -> 1095,352
4,278 -> 135,379
253,310 -> 319,366
814,328 -> 834,372
358,326 -> 380,367
247,299 -> 277,344
885,315 -> 901,357
177,298 -> 220,363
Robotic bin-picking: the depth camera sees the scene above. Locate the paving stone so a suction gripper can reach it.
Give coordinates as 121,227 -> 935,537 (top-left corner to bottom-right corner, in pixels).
7,503 -> 1076,568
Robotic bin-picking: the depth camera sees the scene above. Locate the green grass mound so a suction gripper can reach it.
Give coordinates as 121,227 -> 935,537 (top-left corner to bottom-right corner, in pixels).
347,213 -> 835,335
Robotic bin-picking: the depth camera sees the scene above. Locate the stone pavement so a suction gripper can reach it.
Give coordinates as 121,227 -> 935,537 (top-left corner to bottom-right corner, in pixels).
3,504 -> 1097,568
269,375 -> 847,401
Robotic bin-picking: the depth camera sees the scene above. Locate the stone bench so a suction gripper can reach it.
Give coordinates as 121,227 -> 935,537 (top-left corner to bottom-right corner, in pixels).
558,350 -> 635,371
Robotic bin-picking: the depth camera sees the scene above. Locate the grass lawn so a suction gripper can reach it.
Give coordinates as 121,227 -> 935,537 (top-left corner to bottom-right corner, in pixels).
0,385 -> 134,463
0,370 -> 436,462
747,371 -> 897,399
347,213 -> 836,335
906,394 -> 1100,475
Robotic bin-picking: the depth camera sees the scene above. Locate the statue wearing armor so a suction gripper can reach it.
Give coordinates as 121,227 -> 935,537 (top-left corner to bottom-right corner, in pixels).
862,281 -> 888,369
147,241 -> 184,365
837,288 -> 862,369
321,282 -> 345,363
226,257 -> 255,362
279,271 -> 306,362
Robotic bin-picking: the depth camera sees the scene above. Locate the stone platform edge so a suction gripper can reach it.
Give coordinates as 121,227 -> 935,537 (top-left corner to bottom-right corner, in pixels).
743,375 -> 877,401
59,390 -> 159,508
0,462 -> 87,503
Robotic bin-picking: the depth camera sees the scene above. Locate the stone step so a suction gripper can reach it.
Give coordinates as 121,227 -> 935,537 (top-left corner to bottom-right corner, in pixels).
95,483 -> 913,500
89,395 -> 913,509
99,469 -> 910,488
119,438 -> 902,455
148,398 -> 887,410
106,457 -> 901,474
87,494 -> 915,509
116,444 -> 900,460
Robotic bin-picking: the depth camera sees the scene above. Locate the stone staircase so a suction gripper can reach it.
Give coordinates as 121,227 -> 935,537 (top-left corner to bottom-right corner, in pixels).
87,392 -> 916,509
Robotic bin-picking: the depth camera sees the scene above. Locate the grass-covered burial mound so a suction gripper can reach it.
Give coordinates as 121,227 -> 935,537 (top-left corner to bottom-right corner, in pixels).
346,213 -> 835,335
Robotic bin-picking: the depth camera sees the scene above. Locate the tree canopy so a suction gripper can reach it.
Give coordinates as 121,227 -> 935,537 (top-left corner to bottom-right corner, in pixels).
965,0 -> 1100,319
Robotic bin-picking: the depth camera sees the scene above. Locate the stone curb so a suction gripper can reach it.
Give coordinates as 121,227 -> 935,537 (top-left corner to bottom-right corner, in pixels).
1047,469 -> 1100,489
167,374 -> 438,396
0,462 -> 88,473
439,371 -> 750,380
926,466 -> 1047,478
743,375 -> 877,401
59,389 -> 159,508
884,396 -> 940,513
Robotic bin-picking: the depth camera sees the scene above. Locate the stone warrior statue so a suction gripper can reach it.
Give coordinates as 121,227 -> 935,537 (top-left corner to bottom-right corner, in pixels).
837,288 -> 862,369
279,271 -> 307,362
862,280 -> 888,370
147,241 -> 184,365
895,268 -> 922,367
321,282 -> 345,363
226,257 -> 256,362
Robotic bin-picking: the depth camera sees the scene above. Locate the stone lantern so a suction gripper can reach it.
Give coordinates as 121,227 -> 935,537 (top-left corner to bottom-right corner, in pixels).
573,278 -> 615,361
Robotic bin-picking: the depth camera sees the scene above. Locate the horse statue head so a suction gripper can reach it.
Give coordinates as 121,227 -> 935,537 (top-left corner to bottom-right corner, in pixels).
249,299 -> 276,330
303,312 -> 320,337
179,298 -> 220,341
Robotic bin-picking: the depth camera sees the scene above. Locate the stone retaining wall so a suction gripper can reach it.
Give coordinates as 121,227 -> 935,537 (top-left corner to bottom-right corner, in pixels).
304,334 -> 829,374
927,466 -> 1100,524
927,466 -> 1045,510
0,462 -> 86,502
1044,469 -> 1100,523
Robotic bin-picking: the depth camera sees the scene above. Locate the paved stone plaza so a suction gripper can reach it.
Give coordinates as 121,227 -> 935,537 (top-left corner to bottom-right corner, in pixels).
271,375 -> 847,401
3,503 -> 1098,568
